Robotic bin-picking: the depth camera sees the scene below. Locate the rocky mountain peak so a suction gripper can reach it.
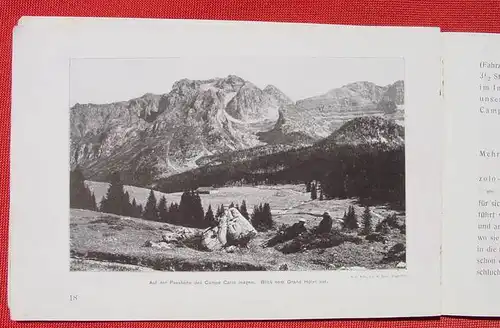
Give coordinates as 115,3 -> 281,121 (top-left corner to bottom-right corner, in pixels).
211,75 -> 245,92
384,80 -> 404,104
377,80 -> 404,113
128,93 -> 162,122
325,116 -> 404,148
171,78 -> 208,95
263,84 -> 294,106
71,75 -> 405,187
225,81 -> 283,122
329,81 -> 385,103
297,80 -> 386,112
343,81 -> 377,89
222,74 -> 246,85
138,92 -> 159,100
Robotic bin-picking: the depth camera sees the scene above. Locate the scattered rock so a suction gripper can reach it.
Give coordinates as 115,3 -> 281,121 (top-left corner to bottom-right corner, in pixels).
315,212 -> 333,234
383,242 -> 406,263
277,230 -> 362,254
161,232 -> 182,243
225,245 -> 237,253
376,214 -> 406,234
339,266 -> 367,271
201,227 -> 224,251
327,263 -> 336,269
278,263 -> 289,271
201,208 -> 258,251
265,220 -> 307,247
144,240 -> 173,250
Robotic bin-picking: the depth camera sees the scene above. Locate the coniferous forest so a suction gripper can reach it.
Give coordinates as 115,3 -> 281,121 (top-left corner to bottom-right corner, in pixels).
69,167 -> 267,229
155,144 -> 405,208
69,72 -> 406,272
70,166 -> 97,211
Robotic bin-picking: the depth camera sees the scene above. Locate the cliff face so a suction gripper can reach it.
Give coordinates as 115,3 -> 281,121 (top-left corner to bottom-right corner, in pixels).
260,80 -> 405,143
71,76 -> 404,186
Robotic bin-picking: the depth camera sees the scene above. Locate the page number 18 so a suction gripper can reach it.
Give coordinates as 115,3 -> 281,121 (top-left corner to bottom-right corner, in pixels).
70,295 -> 78,302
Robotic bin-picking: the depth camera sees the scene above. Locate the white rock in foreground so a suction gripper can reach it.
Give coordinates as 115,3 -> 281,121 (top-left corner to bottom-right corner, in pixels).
202,208 -> 257,251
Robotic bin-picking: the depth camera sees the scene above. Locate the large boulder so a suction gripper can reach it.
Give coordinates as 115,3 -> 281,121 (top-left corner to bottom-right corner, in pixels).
225,207 -> 258,245
201,208 -> 258,251
316,212 -> 333,234
201,226 -> 224,251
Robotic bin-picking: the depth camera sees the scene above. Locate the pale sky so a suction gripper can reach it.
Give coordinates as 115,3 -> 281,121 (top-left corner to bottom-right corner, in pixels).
69,57 -> 404,106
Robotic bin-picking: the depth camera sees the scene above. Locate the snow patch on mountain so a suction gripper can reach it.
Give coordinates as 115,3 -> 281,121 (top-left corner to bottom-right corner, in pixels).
223,91 -> 237,107
199,83 -> 218,92
70,76 -> 404,187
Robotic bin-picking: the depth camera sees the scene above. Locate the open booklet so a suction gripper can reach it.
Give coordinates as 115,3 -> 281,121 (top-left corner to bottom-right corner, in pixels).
7,16 -> 499,320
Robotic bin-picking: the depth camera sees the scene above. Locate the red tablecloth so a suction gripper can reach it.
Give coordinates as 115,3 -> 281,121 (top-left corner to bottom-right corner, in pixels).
2,1 -> 500,327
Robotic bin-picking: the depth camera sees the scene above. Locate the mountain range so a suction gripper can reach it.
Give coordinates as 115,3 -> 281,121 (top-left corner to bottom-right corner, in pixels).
70,75 -> 404,187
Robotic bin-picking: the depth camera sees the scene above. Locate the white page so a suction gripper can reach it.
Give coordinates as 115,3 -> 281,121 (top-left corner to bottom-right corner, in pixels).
442,32 -> 500,316
9,17 -> 442,320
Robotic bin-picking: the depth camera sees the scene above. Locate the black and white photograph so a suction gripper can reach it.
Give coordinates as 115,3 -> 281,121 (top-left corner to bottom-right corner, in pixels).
69,57 -> 406,272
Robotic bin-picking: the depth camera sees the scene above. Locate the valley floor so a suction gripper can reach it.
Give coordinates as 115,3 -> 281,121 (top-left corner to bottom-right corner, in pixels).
71,184 -> 405,272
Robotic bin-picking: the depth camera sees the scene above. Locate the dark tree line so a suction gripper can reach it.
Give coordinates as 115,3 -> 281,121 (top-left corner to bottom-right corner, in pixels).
99,171 -> 142,217
251,203 -> 273,232
70,166 -> 97,211
140,194 -> 259,229
179,190 -> 205,227
215,204 -> 225,218
156,144 -> 405,208
343,205 -> 359,230
205,205 -> 216,227
143,189 -> 159,221
361,205 -> 373,235
70,168 -> 262,229
70,167 -> 141,216
341,205 -> 376,235
310,182 -> 317,200
228,201 -> 250,220
71,163 -> 281,231
130,199 -> 143,218
319,147 -> 404,206
239,200 -> 250,220
141,189 -> 208,228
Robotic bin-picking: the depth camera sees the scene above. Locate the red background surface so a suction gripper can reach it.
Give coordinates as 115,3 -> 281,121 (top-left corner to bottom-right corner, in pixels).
2,0 -> 500,327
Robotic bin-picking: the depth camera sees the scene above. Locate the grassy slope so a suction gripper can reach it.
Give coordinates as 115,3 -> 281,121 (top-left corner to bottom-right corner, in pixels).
70,209 -> 319,271
84,182 -> 398,227
85,182 -> 311,217
71,184 -> 405,271
70,258 -> 156,272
